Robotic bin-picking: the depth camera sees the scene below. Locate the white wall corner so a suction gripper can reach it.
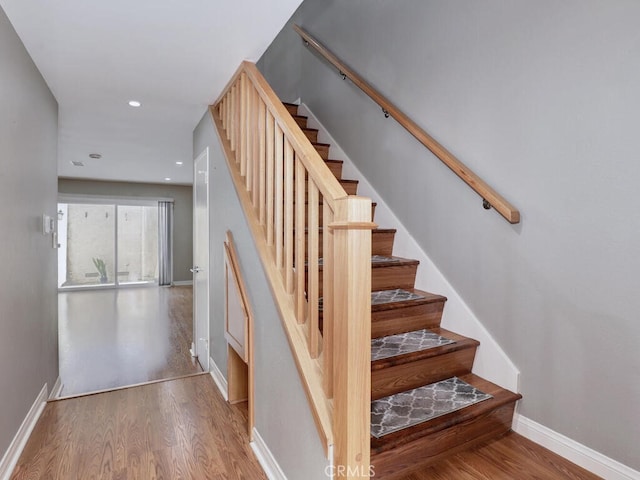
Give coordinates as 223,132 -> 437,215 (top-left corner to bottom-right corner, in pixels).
250,428 -> 288,480
209,357 -> 228,401
49,376 -> 63,400
0,384 -> 48,480
172,280 -> 193,286
513,414 -> 640,480
298,103 -> 520,393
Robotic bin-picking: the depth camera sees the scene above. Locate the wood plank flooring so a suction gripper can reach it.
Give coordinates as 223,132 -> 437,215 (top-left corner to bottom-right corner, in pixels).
402,431 -> 601,480
58,286 -> 201,397
11,373 -> 600,479
11,374 -> 266,480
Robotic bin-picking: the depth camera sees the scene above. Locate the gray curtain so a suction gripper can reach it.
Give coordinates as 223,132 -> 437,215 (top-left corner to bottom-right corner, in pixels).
158,201 -> 173,286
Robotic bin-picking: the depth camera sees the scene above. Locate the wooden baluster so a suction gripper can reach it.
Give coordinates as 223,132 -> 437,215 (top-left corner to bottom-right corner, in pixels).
221,95 -> 226,132
240,73 -> 247,176
307,181 -> 320,358
219,97 -> 224,129
266,111 -> 275,246
230,84 -> 236,153
295,158 -> 306,323
331,196 -> 373,479
323,203 -> 334,398
246,86 -> 258,193
225,93 -> 230,141
227,91 -> 232,142
245,82 -> 253,191
235,81 -> 241,162
284,139 -> 294,293
258,100 -> 266,224
274,124 -> 284,269
252,87 -> 260,207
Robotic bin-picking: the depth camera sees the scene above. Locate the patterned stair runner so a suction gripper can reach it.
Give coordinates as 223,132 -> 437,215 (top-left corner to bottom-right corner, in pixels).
370,377 -> 492,438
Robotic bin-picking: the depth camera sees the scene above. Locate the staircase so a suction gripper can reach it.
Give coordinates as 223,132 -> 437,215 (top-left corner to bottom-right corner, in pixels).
284,101 -> 522,478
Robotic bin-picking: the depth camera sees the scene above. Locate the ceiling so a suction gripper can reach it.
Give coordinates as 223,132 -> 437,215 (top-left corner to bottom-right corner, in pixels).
0,0 -> 302,185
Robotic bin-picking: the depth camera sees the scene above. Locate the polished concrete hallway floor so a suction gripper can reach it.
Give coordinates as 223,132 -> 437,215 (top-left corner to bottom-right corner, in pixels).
59,286 -> 201,396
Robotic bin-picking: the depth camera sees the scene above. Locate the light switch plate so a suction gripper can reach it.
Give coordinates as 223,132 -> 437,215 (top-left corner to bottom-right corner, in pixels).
42,214 -> 53,234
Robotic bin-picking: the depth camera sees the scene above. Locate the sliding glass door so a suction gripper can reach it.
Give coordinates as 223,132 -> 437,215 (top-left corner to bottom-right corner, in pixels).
117,205 -> 159,285
57,199 -> 162,289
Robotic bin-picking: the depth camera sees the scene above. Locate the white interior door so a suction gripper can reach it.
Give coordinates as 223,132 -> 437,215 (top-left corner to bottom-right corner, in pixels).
193,148 -> 210,370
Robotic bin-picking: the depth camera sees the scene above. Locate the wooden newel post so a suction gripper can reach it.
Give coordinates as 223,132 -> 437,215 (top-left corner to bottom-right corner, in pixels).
330,196 -> 374,479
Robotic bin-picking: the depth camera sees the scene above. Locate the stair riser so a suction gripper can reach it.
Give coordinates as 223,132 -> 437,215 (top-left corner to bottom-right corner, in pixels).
307,180 -> 356,196
284,103 -> 298,116
371,264 -> 418,293
371,403 -> 516,479
303,129 -> 318,143
371,347 -> 477,400
326,161 -> 342,179
302,161 -> 343,180
314,263 -> 417,298
293,115 -> 308,128
372,302 -> 445,338
306,230 -> 395,259
313,143 -> 330,160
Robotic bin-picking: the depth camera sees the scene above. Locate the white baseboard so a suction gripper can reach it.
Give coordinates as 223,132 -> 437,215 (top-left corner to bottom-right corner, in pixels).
49,376 -> 63,399
209,357 -> 228,401
513,414 -> 640,480
250,428 -> 287,480
172,280 -> 193,286
0,384 -> 48,480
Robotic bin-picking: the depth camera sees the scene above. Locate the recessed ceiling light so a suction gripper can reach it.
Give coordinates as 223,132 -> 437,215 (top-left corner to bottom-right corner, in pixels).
164,177 -> 171,181
175,161 -> 183,165
128,100 -> 141,107
88,153 -> 102,159
71,161 -> 84,167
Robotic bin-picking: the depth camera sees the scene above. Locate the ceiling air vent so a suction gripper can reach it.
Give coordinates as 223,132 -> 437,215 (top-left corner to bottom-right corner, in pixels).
71,161 -> 84,167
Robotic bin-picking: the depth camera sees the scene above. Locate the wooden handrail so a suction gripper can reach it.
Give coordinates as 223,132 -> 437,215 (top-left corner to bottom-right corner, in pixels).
294,24 -> 520,224
212,61 -> 373,478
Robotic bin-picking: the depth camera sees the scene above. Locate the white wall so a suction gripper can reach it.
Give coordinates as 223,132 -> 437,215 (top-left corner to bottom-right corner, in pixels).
0,4 -> 59,459
258,0 -> 640,471
193,111 -> 329,479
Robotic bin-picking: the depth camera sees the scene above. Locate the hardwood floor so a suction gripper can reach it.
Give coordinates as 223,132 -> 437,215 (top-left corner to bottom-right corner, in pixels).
401,432 -> 602,480
11,374 -> 267,480
10,374 -> 600,479
58,286 -> 201,396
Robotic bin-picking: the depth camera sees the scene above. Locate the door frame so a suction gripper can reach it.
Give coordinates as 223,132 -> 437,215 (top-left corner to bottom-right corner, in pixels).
193,148 -> 210,370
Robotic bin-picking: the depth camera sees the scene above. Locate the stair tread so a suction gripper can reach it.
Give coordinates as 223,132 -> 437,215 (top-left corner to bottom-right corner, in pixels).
311,141 -> 331,147
282,101 -> 299,108
301,178 -> 356,187
301,127 -> 319,133
371,327 -> 479,368
371,255 -> 419,268
370,373 -> 522,454
304,227 -> 396,234
371,288 -> 446,312
309,255 -> 418,271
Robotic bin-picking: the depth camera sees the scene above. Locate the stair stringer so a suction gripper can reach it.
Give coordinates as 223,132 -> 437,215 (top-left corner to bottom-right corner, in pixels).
298,102 -> 520,393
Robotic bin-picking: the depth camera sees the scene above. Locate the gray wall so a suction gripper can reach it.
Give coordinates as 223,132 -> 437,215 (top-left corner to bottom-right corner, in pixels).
0,5 -> 59,459
58,179 -> 193,282
259,0 -> 640,470
194,113 -> 329,478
